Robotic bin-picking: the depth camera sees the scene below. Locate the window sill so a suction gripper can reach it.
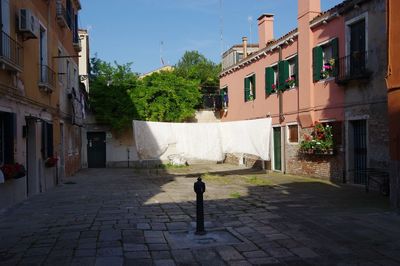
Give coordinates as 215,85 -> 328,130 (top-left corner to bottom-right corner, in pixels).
317,77 -> 335,83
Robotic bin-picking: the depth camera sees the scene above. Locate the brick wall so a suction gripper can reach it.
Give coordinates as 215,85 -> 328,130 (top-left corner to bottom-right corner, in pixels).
285,127 -> 344,182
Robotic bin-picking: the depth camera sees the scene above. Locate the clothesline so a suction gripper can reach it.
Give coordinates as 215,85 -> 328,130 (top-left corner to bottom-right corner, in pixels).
133,118 -> 272,161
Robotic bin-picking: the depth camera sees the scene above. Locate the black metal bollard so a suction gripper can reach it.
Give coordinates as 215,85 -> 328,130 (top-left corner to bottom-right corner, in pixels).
194,177 -> 206,235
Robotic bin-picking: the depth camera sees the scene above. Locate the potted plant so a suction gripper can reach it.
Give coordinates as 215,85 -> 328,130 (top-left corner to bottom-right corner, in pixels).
271,84 -> 277,93
0,163 -> 26,180
285,76 -> 296,89
320,58 -> 336,79
45,156 -> 58,168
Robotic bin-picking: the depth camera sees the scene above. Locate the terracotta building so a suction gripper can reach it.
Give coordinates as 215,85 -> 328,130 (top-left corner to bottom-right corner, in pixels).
0,0 -> 83,211
220,0 -> 389,184
387,0 -> 400,209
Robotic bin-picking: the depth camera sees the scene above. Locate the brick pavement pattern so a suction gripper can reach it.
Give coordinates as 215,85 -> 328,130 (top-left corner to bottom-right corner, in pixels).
1,165 -> 400,265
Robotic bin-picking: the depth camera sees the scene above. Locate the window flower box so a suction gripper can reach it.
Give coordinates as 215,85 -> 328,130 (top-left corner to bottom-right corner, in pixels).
45,156 -> 58,168
320,58 -> 336,79
285,76 -> 296,89
0,163 -> 26,180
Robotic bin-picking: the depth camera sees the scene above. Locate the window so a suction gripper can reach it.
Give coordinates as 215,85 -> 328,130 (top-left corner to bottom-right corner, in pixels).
221,87 -> 229,108
41,121 -> 53,159
244,74 -> 256,102
287,124 -> 299,143
349,18 -> 366,75
287,55 -> 298,88
1,0 -> 11,34
313,38 -> 339,82
0,112 -> 15,164
39,25 -> 48,82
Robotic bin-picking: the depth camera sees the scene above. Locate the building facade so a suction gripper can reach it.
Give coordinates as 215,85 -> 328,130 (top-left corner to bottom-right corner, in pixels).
220,0 -> 389,183
387,0 -> 400,209
0,0 -> 83,211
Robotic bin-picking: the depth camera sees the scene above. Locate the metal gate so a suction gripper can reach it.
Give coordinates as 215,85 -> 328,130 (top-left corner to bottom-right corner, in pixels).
353,120 -> 367,184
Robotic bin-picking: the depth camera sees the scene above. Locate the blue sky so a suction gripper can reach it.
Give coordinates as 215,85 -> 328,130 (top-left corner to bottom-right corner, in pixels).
79,0 -> 343,74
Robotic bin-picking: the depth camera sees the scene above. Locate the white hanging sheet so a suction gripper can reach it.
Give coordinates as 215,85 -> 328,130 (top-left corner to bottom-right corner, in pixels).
133,118 -> 272,161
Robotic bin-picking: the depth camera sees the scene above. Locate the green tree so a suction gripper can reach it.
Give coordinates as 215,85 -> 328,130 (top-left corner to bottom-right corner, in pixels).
175,51 -> 221,90
130,71 -> 201,122
89,57 -> 139,131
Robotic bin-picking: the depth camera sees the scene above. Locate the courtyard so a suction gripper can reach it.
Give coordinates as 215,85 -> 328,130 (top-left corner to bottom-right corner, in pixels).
0,164 -> 399,266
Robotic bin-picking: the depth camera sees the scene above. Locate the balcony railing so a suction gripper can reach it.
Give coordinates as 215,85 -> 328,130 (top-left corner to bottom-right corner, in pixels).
73,37 -> 82,52
336,51 -> 370,84
201,94 -> 223,110
0,31 -> 23,71
56,1 -> 68,28
39,65 -> 56,92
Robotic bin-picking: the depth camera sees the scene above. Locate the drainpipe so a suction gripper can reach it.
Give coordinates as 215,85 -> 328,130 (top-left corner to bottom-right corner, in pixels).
278,46 -> 286,173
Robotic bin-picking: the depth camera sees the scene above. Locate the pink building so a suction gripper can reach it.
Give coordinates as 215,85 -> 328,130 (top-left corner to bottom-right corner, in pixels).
220,0 -> 389,184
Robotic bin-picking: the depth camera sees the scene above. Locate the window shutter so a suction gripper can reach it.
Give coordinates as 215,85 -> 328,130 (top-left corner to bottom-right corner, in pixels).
278,61 -> 289,90
294,55 -> 299,87
265,67 -> 274,95
244,77 -> 250,101
331,38 -> 339,77
313,46 -> 323,82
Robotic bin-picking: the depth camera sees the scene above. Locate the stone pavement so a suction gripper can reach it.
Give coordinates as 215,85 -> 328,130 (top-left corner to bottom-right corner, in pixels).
1,165 -> 400,266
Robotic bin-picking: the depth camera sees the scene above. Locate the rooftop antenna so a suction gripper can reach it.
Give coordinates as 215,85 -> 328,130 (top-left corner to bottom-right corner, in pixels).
160,41 -> 165,66
220,0 -> 224,63
248,16 -> 253,45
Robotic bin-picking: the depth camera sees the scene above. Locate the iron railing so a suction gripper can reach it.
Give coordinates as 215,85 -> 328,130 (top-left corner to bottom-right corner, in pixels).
0,31 -> 23,70
336,51 -> 370,84
39,65 -> 56,90
201,94 -> 223,110
56,1 -> 68,27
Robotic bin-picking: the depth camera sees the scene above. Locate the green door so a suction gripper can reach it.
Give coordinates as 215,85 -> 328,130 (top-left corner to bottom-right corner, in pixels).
273,127 -> 282,171
87,132 -> 106,168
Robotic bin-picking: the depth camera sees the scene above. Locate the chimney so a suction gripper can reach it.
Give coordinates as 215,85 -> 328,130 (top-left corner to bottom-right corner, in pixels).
297,0 -> 321,127
258,14 -> 274,48
242,37 -> 248,59
298,0 -> 321,21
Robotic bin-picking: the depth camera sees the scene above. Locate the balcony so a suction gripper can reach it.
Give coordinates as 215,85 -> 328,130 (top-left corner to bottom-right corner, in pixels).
56,1 -> 68,28
73,36 -> 81,52
335,51 -> 370,84
201,94 -> 223,110
38,65 -> 56,93
0,31 -> 23,72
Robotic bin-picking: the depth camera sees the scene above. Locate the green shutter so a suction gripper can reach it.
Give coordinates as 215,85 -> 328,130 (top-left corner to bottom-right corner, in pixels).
313,46 -> 323,82
294,55 -> 299,87
265,67 -> 274,95
331,38 -> 339,77
278,61 -> 289,90
244,77 -> 250,101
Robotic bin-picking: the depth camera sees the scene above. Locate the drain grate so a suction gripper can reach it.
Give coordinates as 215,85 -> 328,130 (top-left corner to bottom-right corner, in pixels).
63,181 -> 77,185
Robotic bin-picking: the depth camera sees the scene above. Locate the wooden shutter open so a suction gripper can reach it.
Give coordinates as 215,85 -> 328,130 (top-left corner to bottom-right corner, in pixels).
313,46 -> 323,82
